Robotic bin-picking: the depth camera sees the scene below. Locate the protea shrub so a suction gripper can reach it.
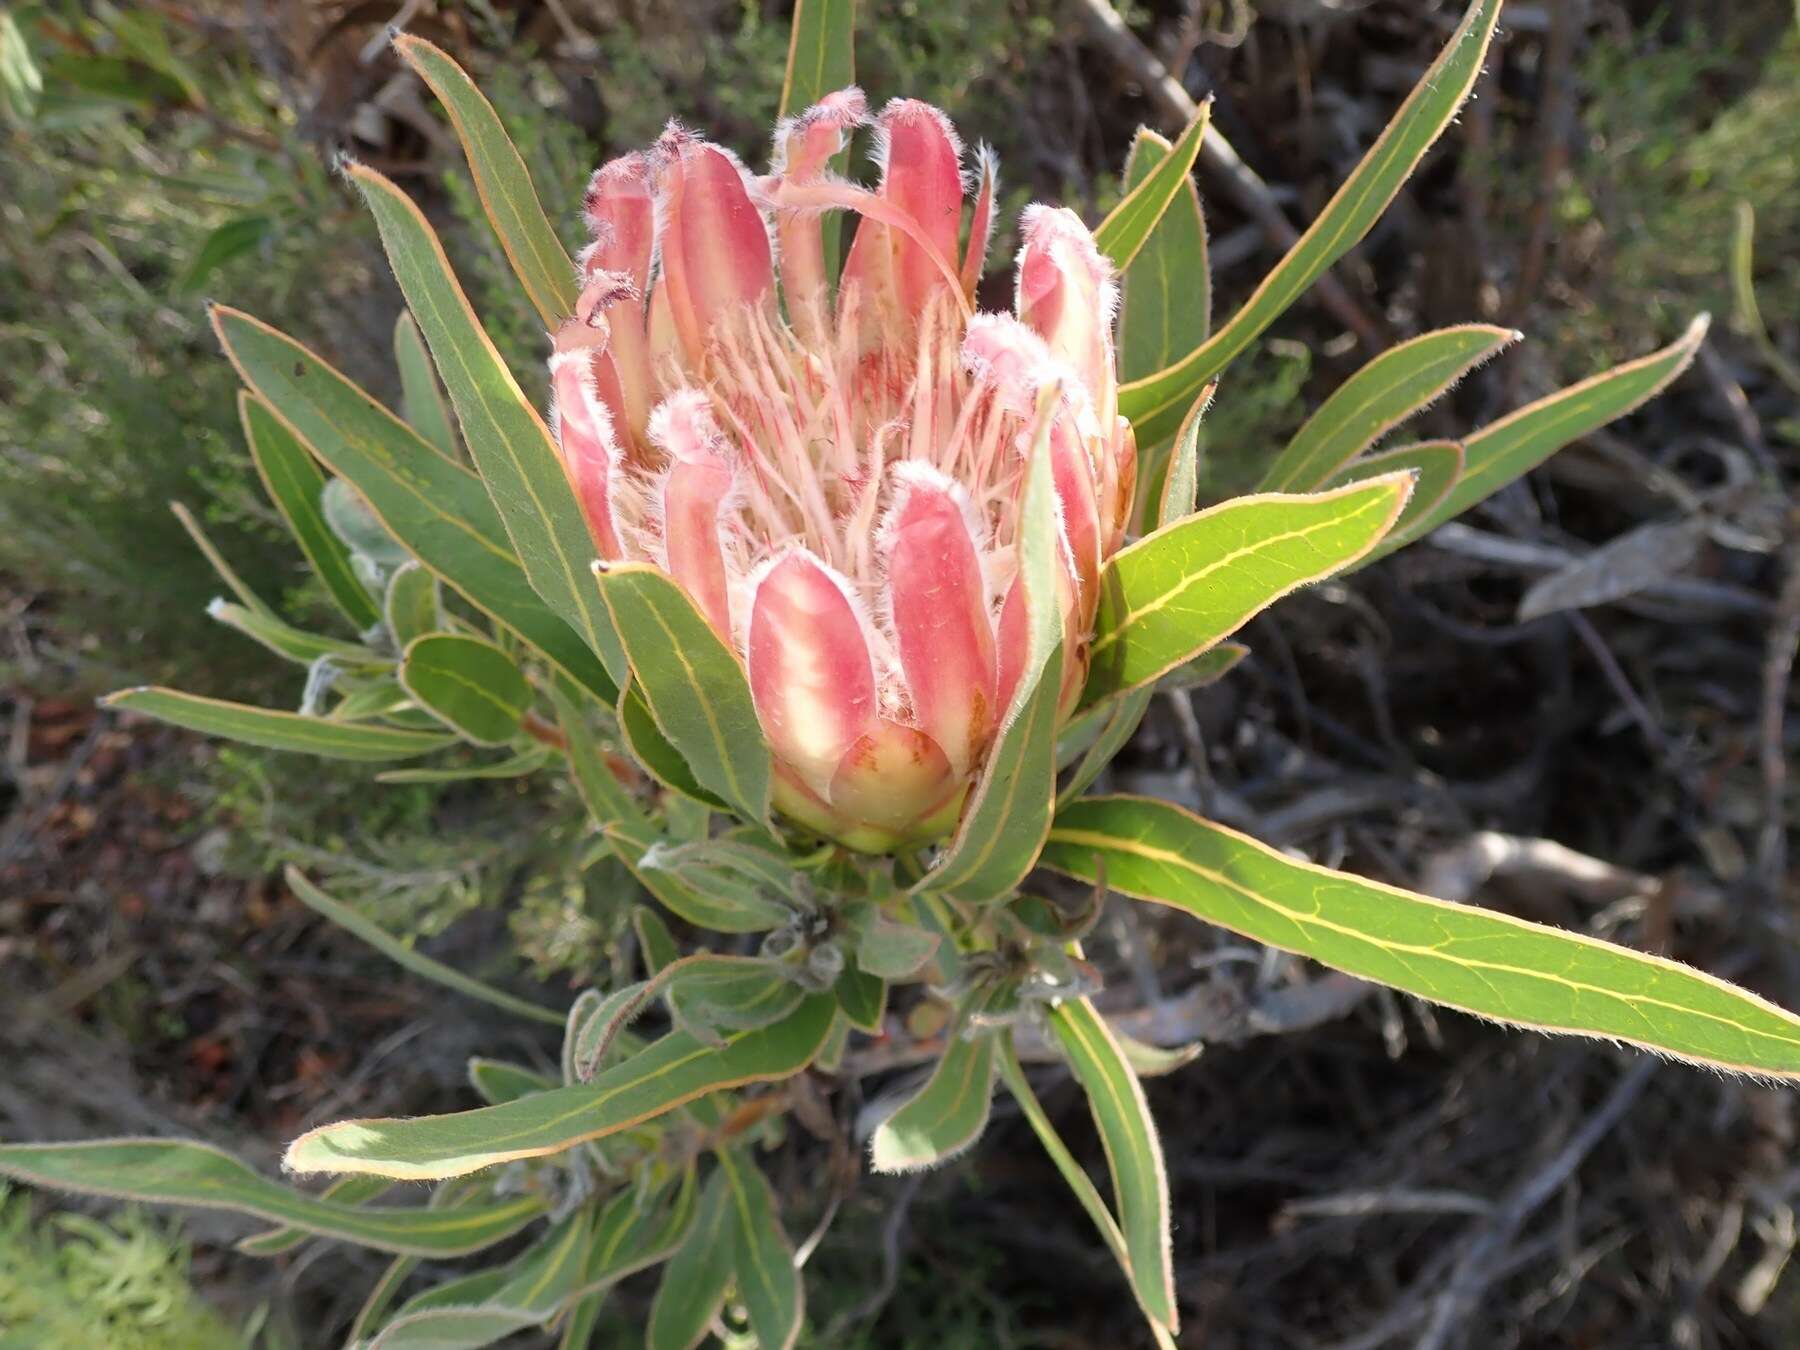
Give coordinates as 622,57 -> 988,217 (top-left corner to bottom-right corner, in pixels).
7,2 -> 1797,1346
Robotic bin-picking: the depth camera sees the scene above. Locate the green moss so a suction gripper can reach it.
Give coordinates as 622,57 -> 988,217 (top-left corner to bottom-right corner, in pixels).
0,1188 -> 249,1349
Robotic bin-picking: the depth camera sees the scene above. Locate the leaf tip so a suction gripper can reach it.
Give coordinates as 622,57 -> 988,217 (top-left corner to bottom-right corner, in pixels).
332,149 -> 371,186
282,1119 -> 389,1177
867,1128 -> 928,1176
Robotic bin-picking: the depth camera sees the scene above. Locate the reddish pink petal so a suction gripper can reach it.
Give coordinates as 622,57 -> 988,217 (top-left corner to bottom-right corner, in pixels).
549,321 -> 624,558
877,100 -> 965,317
650,393 -> 736,637
828,718 -> 956,834
994,554 -> 1083,719
839,99 -> 964,337
1050,416 -> 1102,603
573,266 -> 652,457
879,465 -> 997,777
995,573 -> 1029,719
653,130 -> 774,365
961,313 -> 1052,416
582,153 -> 655,292
775,88 -> 868,180
647,279 -> 679,371
747,551 -> 877,794
960,145 -> 998,299
1105,416 -> 1138,551
1015,205 -> 1118,407
773,88 -> 867,345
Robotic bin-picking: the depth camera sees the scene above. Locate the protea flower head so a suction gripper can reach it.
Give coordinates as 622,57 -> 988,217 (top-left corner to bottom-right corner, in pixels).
550,90 -> 1135,852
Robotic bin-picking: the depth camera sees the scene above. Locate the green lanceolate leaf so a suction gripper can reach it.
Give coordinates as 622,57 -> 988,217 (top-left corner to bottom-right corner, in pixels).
103,687 -> 453,761
348,1185 -> 488,1342
549,682 -> 648,831
1258,324 -> 1518,491
917,390 -> 1062,903
381,1265 -> 509,1320
1119,0 -> 1503,445
560,1293 -> 606,1350
815,1012 -> 851,1072
1155,381 -> 1210,526
1095,100 -> 1210,273
1155,640 -> 1248,694
1045,795 -> 1800,1076
1400,315 -> 1711,546
285,995 -> 836,1179
206,599 -> 376,668
394,34 -> 576,329
648,1169 -> 735,1350
287,866 -> 565,1027
1065,391 -> 1217,804
399,632 -> 533,746
1115,1031 -> 1203,1078
617,679 -> 729,812
1048,995 -> 1176,1334
374,1212 -> 591,1349
239,391 -> 381,630
344,162 -> 627,686
377,746 -> 550,783
324,677 -> 411,723
1059,691 -> 1149,808
1083,475 -> 1411,706
594,563 -> 771,826
569,956 -> 802,1074
634,906 -> 680,975
1328,439 -> 1464,545
835,966 -> 887,1032
855,910 -> 940,980
1117,131 -> 1211,387
368,1301 -> 526,1348
996,1039 -> 1130,1283
168,500 -> 275,620
350,1255 -> 424,1346
666,958 -> 807,1040
177,215 -> 273,295
606,817 -> 789,933
237,1174 -> 396,1256
563,988 -> 608,1083
576,1169 -> 700,1298
870,1025 -> 997,1173
997,1039 -> 1176,1350
717,1148 -> 804,1350
394,309 -> 459,459
469,1058 -> 557,1106
323,476 -> 410,565
0,1139 -> 542,1257
385,561 -> 442,648
780,0 -> 855,117
213,308 -> 617,705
